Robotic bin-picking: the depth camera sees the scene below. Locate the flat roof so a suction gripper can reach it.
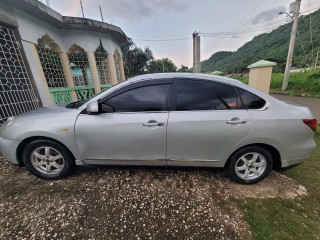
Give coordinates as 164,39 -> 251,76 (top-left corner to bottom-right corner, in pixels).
2,0 -> 131,47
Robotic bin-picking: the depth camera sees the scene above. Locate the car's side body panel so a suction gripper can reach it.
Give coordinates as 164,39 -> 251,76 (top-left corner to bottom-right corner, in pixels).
166,110 -> 254,167
75,112 -> 169,165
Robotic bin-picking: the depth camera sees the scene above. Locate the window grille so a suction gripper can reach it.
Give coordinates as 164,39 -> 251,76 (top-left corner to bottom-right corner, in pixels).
95,48 -> 111,84
0,25 -> 39,125
36,34 -> 67,88
68,44 -> 93,86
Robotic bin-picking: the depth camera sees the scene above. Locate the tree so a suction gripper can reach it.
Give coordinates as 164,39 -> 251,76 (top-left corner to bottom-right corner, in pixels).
147,58 -> 177,73
178,65 -> 191,72
122,44 -> 178,77
122,44 -> 154,77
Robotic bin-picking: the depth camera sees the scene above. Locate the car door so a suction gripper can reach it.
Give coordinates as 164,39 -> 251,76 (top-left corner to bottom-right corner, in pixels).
75,79 -> 173,166
166,79 -> 254,167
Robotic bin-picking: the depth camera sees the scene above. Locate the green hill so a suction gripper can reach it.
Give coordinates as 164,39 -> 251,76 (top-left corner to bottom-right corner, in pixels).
201,9 -> 320,73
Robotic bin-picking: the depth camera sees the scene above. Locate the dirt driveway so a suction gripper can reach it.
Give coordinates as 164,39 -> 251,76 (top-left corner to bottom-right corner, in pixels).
0,156 -> 307,239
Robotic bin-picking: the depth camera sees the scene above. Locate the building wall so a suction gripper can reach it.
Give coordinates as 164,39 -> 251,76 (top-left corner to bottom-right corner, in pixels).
0,1 -> 126,107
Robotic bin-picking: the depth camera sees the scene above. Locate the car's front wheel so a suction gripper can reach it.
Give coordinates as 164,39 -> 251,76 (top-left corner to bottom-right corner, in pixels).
226,146 -> 273,184
22,140 -> 75,180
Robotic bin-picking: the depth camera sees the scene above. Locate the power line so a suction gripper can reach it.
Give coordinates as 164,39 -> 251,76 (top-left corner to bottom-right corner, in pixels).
300,6 -> 320,14
134,38 -> 191,42
200,20 -> 286,36
307,0 -> 315,67
133,20 -> 287,42
132,33 -> 190,38
297,30 -> 309,66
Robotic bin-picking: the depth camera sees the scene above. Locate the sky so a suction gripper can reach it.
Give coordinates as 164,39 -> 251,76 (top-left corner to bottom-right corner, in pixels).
45,0 -> 320,68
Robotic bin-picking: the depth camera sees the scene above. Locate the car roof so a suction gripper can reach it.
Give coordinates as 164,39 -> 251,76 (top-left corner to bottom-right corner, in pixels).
126,73 -> 241,86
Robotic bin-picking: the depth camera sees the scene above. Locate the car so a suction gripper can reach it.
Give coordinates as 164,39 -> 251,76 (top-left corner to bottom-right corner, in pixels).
0,73 -> 317,184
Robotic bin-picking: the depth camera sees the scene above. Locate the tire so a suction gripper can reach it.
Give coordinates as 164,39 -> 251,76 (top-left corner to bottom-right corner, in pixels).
226,146 -> 273,184
22,140 -> 75,180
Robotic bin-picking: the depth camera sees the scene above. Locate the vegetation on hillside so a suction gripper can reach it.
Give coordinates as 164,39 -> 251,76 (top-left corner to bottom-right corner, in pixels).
201,9 -> 320,73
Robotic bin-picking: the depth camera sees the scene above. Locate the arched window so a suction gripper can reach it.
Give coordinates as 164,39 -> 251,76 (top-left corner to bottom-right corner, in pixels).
68,44 -> 93,86
36,34 -> 66,88
95,46 -> 111,84
114,49 -> 121,82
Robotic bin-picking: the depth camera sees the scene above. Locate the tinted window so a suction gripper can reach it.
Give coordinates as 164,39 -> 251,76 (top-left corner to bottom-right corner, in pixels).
101,84 -> 170,112
237,88 -> 266,109
176,80 -> 239,111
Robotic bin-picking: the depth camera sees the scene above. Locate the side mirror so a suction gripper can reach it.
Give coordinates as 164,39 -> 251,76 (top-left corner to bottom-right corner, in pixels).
86,101 -> 99,114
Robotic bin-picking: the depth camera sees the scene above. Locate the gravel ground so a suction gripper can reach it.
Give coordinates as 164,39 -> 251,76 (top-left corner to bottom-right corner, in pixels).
0,156 -> 252,240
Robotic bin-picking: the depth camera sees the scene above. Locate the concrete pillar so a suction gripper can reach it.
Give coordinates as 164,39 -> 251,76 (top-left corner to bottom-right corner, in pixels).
119,57 -> 126,81
248,60 -> 277,94
87,51 -> 101,94
193,32 -> 201,73
107,53 -> 119,85
28,42 -> 54,106
59,52 -> 78,102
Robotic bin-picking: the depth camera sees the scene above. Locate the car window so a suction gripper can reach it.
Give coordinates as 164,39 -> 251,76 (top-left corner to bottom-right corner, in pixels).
101,84 -> 170,113
237,88 -> 266,109
176,79 -> 240,111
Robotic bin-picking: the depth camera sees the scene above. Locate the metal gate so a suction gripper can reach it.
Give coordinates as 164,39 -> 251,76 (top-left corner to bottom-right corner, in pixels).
0,25 -> 39,125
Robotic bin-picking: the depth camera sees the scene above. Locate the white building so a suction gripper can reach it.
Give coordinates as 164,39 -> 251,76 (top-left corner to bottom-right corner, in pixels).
0,0 -> 130,124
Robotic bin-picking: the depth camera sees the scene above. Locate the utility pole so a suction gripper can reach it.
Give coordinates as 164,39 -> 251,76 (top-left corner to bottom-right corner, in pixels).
315,50 -> 319,68
282,0 -> 301,90
99,5 -> 104,22
80,0 -> 85,18
193,32 -> 201,73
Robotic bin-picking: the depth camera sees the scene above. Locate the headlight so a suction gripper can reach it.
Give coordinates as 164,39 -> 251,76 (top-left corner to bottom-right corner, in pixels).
6,117 -> 15,123
0,117 -> 15,134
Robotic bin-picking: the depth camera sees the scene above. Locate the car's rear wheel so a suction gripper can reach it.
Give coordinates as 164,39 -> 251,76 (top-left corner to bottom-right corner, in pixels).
226,146 -> 273,184
22,140 -> 75,180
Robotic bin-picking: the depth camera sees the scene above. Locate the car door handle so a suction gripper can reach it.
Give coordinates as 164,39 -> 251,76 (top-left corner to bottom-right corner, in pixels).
143,121 -> 164,127
226,118 -> 247,124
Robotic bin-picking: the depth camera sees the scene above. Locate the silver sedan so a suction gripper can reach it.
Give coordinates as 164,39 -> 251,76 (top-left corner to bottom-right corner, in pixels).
0,73 -> 317,184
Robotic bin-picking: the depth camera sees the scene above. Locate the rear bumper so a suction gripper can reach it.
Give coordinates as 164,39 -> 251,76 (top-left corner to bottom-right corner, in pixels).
281,140 -> 316,168
0,137 -> 20,165
281,158 -> 306,168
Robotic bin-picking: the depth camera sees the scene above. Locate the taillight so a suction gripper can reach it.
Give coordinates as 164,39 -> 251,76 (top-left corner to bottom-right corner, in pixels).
303,119 -> 317,132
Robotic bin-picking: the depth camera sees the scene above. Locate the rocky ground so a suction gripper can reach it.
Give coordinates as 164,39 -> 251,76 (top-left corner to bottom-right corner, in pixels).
0,156 -> 308,240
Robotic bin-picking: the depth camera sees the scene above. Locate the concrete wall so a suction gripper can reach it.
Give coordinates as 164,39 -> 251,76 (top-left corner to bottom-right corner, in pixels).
0,1 -> 126,107
248,66 -> 273,94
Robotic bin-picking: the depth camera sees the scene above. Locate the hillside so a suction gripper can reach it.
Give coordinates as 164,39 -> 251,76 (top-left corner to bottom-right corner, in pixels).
201,9 -> 320,73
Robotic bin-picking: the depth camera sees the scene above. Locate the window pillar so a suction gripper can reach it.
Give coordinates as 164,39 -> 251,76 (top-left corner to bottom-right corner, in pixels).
119,57 -> 126,81
59,52 -> 78,102
87,51 -> 101,94
107,53 -> 119,85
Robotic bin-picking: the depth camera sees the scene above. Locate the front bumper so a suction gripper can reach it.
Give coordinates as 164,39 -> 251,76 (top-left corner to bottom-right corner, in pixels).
0,137 -> 20,165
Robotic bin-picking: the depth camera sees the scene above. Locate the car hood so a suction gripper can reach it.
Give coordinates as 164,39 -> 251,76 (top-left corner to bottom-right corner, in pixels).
1,107 -> 82,140
17,106 -> 81,116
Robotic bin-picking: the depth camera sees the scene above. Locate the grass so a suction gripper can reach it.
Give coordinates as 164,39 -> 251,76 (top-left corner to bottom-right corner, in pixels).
229,69 -> 320,98
237,129 -> 320,240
